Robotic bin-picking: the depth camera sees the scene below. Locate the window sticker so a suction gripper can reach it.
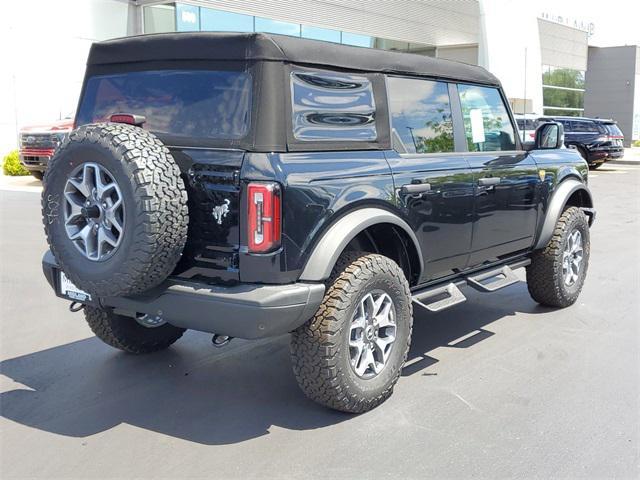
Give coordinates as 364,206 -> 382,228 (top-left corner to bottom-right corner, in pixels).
470,108 -> 485,144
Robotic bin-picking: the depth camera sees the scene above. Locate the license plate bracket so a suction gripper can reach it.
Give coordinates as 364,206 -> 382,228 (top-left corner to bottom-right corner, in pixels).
57,270 -> 95,305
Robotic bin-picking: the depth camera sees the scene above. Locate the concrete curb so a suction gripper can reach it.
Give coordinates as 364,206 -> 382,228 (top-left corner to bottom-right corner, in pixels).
607,160 -> 640,166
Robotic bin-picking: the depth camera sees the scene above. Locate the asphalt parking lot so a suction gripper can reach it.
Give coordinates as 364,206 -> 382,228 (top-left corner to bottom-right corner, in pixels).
1,164 -> 639,479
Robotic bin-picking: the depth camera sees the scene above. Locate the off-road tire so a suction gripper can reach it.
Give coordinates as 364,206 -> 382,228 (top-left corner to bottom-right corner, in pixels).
527,206 -> 590,307
85,306 -> 185,354
291,252 -> 413,413
42,123 -> 188,297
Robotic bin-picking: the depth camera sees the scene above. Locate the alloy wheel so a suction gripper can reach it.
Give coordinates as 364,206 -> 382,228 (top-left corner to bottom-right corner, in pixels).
348,289 -> 397,379
63,163 -> 125,261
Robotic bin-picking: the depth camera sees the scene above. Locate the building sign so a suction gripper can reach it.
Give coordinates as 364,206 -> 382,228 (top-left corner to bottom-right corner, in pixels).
176,3 -> 200,32
539,11 -> 595,37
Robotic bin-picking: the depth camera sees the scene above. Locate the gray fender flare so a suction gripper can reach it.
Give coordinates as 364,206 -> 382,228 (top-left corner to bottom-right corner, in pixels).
299,208 -> 423,281
534,178 -> 594,250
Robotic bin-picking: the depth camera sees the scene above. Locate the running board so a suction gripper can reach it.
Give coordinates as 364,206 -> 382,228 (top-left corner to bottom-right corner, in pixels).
412,282 -> 467,313
412,258 -> 531,313
466,265 -> 520,292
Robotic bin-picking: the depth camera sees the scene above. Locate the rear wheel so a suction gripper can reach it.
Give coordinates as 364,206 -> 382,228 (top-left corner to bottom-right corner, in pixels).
527,206 -> 590,307
589,162 -> 603,170
85,306 -> 185,354
290,252 -> 413,413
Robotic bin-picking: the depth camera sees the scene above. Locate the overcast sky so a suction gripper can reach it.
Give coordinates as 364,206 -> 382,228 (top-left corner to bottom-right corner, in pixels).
536,0 -> 639,47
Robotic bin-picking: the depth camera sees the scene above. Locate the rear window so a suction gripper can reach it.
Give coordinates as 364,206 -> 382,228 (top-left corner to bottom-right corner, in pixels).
568,121 -> 599,133
603,123 -> 623,136
76,70 -> 251,139
516,118 -> 536,130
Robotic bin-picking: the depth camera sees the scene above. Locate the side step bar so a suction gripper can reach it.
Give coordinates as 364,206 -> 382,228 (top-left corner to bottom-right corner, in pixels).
411,259 -> 531,313
413,282 -> 466,313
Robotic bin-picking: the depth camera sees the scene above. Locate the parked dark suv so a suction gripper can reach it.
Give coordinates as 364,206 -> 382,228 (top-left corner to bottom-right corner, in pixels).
539,115 -> 624,168
41,33 -> 595,413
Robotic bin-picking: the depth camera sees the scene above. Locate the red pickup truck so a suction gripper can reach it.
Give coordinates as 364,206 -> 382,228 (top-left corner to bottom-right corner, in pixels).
19,119 -> 73,180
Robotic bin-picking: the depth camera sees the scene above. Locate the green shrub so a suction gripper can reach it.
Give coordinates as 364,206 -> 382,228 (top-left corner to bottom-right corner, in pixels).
632,140 -> 640,148
2,150 -> 30,176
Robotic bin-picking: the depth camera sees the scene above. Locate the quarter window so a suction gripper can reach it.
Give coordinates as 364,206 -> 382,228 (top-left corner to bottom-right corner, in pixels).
388,77 -> 454,154
290,71 -> 377,142
458,85 -> 516,152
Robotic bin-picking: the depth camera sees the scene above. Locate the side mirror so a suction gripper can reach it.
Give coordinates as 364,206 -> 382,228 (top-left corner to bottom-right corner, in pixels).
533,122 -> 564,150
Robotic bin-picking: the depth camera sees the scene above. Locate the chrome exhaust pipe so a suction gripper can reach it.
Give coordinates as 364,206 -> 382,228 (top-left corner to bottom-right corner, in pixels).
211,334 -> 233,347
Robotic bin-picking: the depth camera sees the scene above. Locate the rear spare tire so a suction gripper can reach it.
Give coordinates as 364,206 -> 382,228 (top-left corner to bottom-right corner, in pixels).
42,123 -> 188,297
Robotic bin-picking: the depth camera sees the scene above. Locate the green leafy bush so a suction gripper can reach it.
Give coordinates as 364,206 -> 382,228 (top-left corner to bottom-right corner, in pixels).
632,140 -> 640,148
2,150 -> 30,176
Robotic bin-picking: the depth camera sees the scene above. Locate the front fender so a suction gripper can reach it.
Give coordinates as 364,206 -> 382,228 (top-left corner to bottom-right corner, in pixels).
534,178 -> 594,250
299,207 -> 423,281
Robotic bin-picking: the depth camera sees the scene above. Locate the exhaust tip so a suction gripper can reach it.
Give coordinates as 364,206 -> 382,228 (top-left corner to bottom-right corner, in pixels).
212,334 -> 233,348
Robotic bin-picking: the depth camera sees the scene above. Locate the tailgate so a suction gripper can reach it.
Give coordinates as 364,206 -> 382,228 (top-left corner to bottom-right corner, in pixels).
170,148 -> 244,284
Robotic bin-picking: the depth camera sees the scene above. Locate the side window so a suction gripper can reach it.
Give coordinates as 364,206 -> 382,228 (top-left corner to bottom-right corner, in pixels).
458,84 -> 516,152
558,120 -> 571,131
387,77 -> 454,154
290,70 -> 376,142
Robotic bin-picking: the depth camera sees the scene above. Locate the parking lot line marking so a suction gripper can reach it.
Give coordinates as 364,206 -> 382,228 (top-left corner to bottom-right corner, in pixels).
0,185 -> 43,193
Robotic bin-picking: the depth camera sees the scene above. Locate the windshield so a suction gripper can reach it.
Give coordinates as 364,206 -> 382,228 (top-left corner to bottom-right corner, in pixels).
603,123 -> 623,137
76,69 -> 252,139
516,118 -> 537,130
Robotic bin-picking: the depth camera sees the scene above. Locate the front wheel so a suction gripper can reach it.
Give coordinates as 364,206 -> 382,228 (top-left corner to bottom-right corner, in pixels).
527,206 -> 590,307
290,252 -> 413,413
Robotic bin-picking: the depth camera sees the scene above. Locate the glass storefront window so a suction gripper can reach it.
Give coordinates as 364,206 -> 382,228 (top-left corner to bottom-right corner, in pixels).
542,65 -> 585,116
143,4 -> 176,34
255,17 -> 300,37
147,5 -> 433,58
301,25 -> 341,43
542,66 -> 585,90
200,7 -> 254,32
543,88 -> 584,112
341,32 -> 373,48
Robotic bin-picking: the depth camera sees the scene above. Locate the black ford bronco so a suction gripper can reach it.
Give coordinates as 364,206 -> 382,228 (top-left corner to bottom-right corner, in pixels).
41,33 -> 594,413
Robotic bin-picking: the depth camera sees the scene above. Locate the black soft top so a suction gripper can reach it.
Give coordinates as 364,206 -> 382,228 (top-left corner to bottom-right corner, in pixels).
88,32 -> 500,86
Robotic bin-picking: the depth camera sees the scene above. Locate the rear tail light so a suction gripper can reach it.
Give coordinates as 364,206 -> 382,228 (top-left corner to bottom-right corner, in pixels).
247,182 -> 281,253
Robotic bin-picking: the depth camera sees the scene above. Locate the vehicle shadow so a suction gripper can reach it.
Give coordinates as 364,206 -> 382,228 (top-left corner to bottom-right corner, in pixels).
1,282 -> 551,445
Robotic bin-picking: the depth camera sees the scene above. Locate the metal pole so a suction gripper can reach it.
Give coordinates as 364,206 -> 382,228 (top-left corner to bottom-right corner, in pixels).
523,47 -> 527,142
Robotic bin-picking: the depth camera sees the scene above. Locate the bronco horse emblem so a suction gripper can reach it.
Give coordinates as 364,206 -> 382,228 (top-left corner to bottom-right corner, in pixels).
212,199 -> 231,225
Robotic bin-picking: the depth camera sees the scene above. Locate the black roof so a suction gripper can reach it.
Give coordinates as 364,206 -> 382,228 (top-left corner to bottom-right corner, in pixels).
88,32 -> 500,86
540,115 -> 616,124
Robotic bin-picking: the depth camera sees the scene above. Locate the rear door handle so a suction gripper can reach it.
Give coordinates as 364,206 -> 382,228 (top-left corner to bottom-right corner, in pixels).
478,177 -> 501,186
401,183 -> 431,195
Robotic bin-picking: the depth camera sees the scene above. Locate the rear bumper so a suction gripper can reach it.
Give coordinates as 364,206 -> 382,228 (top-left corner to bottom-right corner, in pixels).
585,146 -> 624,162
606,149 -> 624,160
42,251 -> 325,339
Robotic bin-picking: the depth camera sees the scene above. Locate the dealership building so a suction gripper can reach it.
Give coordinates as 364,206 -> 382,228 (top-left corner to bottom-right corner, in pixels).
2,0 -> 639,149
